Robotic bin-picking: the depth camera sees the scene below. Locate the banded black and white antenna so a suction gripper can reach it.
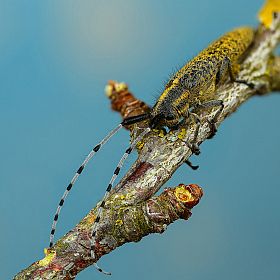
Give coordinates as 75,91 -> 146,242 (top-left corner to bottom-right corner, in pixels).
49,123 -> 123,248
48,112 -> 151,268
91,126 -> 151,275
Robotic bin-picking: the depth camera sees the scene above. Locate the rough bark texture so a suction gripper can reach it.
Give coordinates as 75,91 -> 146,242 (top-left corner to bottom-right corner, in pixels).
14,11 -> 280,280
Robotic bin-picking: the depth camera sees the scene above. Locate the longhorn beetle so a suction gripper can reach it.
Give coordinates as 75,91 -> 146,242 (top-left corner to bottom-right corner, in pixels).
49,27 -> 256,275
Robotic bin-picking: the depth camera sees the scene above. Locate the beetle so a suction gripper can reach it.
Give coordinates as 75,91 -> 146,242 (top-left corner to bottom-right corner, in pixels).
48,27 -> 256,275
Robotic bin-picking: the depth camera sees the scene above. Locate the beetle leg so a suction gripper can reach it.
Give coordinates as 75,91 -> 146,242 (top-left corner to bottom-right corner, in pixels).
185,159 -> 199,170
194,100 -> 224,139
218,56 -> 256,89
189,112 -> 201,155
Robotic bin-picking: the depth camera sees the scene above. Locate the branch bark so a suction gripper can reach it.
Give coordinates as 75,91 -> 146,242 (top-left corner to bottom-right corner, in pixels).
14,11 -> 280,280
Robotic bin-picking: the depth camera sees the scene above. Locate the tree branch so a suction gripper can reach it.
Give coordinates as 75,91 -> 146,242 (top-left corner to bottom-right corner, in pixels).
14,10 -> 280,280
14,184 -> 203,279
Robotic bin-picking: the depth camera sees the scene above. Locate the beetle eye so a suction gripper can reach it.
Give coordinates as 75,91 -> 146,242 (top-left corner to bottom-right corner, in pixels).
165,115 -> 174,121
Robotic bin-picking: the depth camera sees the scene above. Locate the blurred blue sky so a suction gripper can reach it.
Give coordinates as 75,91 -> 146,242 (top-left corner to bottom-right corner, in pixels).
1,0 -> 279,279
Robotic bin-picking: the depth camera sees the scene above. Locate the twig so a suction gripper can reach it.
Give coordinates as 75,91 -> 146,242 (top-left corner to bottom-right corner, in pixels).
14,184 -> 203,279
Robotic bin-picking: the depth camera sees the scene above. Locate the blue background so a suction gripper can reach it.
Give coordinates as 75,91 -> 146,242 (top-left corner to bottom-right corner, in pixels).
2,0 -> 279,279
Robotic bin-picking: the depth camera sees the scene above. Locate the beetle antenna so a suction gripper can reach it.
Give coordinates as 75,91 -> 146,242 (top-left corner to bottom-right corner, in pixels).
49,123 -> 123,248
91,127 -> 151,275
